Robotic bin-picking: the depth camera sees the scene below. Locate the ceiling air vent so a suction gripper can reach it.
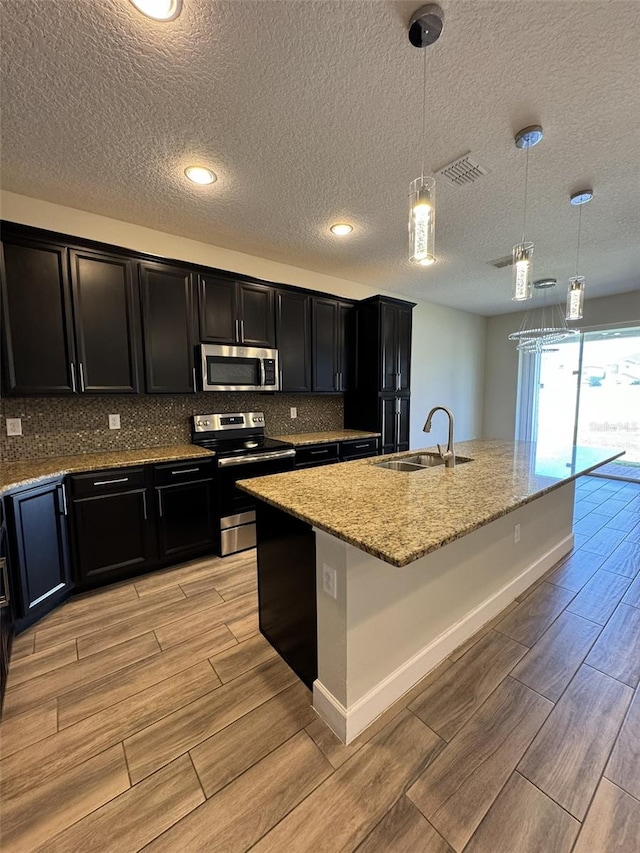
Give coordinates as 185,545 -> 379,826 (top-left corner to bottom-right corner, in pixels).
436,152 -> 490,187
488,255 -> 513,269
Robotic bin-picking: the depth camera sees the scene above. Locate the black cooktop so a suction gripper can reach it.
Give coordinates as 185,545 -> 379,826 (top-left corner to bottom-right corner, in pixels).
192,435 -> 293,456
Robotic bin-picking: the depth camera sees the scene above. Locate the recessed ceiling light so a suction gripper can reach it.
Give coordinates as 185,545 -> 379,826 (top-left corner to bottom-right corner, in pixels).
184,166 -> 216,185
329,223 -> 353,236
129,0 -> 182,21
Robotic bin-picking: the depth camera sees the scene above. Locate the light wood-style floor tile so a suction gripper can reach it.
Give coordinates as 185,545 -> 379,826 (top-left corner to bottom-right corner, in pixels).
209,632 -> 276,683
463,772 -> 580,853
43,754 -> 204,853
0,699 -> 57,759
0,744 -> 129,853
124,655 -> 297,783
583,526 -> 632,558
601,540 -> 640,578
606,508 -> 640,534
586,602 -> 640,687
250,711 -> 444,853
517,664 -> 633,819
227,610 -> 260,642
546,550 -> 607,592
152,591 -> 255,651
409,630 -> 527,741
33,582 -> 139,630
622,572 -> 640,608
8,631 -> 35,660
566,569 -> 632,625
356,797 -> 454,853
146,731 -> 332,853
495,582 -> 575,647
573,778 -> 640,853
5,638 -> 77,688
511,610 -> 601,701
407,677 -> 552,851
190,681 -> 315,797
133,553 -> 240,597
448,602 -> 518,662
605,684 -> 640,800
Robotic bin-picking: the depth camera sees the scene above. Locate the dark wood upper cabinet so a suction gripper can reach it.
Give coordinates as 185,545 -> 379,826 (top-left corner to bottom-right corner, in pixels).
275,289 -> 312,392
1,237 -> 76,394
199,275 -> 275,347
312,296 -> 353,392
380,300 -> 413,393
70,249 -> 142,394
139,261 -> 196,393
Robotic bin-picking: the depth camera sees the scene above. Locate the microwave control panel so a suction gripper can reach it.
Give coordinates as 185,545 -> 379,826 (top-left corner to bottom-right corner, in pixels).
264,359 -> 277,386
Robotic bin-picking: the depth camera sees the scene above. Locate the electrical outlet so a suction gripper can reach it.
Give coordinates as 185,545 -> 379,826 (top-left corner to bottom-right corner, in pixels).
6,417 -> 22,436
322,564 -> 337,599
108,414 -> 121,430
290,407 -> 297,419
514,524 -> 521,544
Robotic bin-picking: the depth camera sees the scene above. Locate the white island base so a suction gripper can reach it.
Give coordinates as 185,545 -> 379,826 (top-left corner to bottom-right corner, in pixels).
312,482 -> 575,744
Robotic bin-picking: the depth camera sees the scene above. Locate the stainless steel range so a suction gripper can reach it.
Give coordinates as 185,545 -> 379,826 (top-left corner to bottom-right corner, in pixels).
191,412 -> 295,556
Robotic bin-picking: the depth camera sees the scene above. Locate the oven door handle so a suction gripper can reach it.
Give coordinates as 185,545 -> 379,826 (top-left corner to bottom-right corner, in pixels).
218,449 -> 296,468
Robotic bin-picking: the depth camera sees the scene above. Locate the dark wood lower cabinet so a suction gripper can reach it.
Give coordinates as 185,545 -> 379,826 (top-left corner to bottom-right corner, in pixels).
156,478 -> 215,560
0,515 -> 15,714
380,395 -> 410,454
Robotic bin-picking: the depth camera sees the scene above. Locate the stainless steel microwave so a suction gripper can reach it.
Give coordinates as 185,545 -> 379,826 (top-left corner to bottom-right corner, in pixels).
199,344 -> 280,392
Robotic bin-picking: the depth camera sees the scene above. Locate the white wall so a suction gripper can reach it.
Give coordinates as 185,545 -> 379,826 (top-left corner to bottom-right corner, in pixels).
1,191 -> 487,446
483,291 -> 640,439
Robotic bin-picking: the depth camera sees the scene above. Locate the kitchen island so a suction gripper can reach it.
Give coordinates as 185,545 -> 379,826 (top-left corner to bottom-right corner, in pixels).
239,439 -> 623,742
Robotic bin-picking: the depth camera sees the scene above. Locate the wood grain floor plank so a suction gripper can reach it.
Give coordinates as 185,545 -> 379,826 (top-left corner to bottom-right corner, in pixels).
586,603 -> 640,687
573,513 -> 610,537
606,509 -> 640,534
190,680 -> 315,797
601,541 -> 640,578
517,664 -> 633,819
0,744 -> 129,853
76,587 -> 227,658
42,754 -> 204,853
132,554 -> 238,597
58,624 -> 232,728
409,630 -> 527,741
625,523 -> 640,545
566,569 -> 631,625
546,550 -> 607,593
151,591 -> 255,651
463,772 -> 580,853
494,582 -> 575,647
32,582 -> 139,630
8,631 -> 35,660
573,778 -> 640,853
227,610 -> 260,642
582,525 -> 630,557
3,632 -> 161,719
0,661 -> 219,802
407,677 -> 552,851
622,572 -> 640,608
5,638 -> 78,687
0,699 -> 57,758
511,611 -> 601,701
356,797 -> 454,853
448,602 -> 518,662
146,731 -> 332,853
219,577 -> 257,601
209,632 -> 276,683
124,655 -> 298,783
250,711 -> 444,853
605,683 -> 640,800
178,557 -> 256,599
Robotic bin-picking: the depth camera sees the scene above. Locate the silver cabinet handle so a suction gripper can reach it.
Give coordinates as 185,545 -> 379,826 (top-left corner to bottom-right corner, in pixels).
192,367 -> 197,392
0,558 -> 10,607
235,319 -> 241,342
354,444 -> 369,449
59,483 -> 68,515
240,319 -> 245,342
93,477 -> 129,486
142,492 -> 148,521
158,491 -> 163,517
70,363 -> 77,392
310,450 -> 328,455
171,467 -> 200,475
78,362 -> 85,392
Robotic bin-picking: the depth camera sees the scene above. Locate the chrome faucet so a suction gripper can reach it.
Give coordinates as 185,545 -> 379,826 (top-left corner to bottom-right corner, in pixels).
423,406 -> 456,468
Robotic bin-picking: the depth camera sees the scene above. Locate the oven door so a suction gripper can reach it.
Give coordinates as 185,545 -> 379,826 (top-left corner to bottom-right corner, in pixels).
200,344 -> 279,392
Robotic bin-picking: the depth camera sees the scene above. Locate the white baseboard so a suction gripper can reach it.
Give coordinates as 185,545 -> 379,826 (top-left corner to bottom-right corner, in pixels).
313,533 -> 573,744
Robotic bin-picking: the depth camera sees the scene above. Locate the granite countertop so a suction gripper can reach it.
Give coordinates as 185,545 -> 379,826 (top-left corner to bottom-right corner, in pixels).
0,445 -> 215,495
238,439 -> 624,567
271,430 -> 380,447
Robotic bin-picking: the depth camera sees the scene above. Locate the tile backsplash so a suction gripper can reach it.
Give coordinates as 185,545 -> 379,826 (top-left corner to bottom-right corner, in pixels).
0,394 -> 344,462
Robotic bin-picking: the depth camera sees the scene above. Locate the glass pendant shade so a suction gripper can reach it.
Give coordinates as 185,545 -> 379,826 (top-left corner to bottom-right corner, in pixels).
409,176 -> 435,265
566,276 -> 585,321
512,242 -> 534,301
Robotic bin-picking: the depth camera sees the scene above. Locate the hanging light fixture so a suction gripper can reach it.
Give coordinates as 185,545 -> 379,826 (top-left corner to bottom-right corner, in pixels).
566,189 -> 593,321
508,279 -> 579,354
512,126 -> 544,301
407,5 -> 444,267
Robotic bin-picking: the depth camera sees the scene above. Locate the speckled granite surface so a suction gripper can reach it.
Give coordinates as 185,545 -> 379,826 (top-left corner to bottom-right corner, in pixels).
0,445 -> 214,495
272,430 -> 380,447
238,439 -> 624,567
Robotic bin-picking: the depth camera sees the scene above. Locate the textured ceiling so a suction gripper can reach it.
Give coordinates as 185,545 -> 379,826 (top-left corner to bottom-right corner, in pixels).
1,0 -> 639,316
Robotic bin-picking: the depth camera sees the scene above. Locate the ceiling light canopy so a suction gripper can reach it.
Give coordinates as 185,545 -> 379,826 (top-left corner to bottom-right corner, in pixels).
512,125 -> 544,302
184,166 -> 216,185
129,0 -> 182,20
330,223 -> 354,236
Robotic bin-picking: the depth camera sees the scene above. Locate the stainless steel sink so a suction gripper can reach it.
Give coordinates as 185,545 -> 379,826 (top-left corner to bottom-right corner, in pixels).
374,453 -> 473,472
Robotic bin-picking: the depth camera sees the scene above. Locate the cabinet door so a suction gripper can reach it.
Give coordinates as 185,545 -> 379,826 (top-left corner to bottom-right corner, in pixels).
276,290 -> 312,392
1,238 -> 76,394
0,522 -> 14,714
313,297 -> 340,392
70,249 -> 141,393
380,396 -> 398,455
140,262 -> 196,393
198,275 -> 237,343
8,480 -> 72,626
398,397 -> 411,452
380,302 -> 398,392
237,282 -> 275,347
337,302 -> 354,391
71,489 -> 154,588
396,305 -> 413,392
156,479 -> 215,560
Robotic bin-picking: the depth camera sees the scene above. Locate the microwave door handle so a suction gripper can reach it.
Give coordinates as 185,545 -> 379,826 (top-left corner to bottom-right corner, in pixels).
259,360 -> 266,387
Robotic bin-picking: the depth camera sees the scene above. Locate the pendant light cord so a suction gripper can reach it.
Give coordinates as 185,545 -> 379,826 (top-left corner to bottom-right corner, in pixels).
575,203 -> 582,276
522,146 -> 530,243
421,47 -> 427,179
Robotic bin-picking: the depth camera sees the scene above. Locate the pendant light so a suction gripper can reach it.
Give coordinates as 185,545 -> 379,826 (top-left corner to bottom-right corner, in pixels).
508,279 -> 579,354
512,126 -> 544,301
407,5 -> 444,267
566,189 -> 593,321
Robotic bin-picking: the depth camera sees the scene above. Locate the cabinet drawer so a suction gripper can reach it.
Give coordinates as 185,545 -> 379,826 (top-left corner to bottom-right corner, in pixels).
153,459 -> 214,485
295,443 -> 339,468
340,438 -> 379,460
68,467 -> 146,498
